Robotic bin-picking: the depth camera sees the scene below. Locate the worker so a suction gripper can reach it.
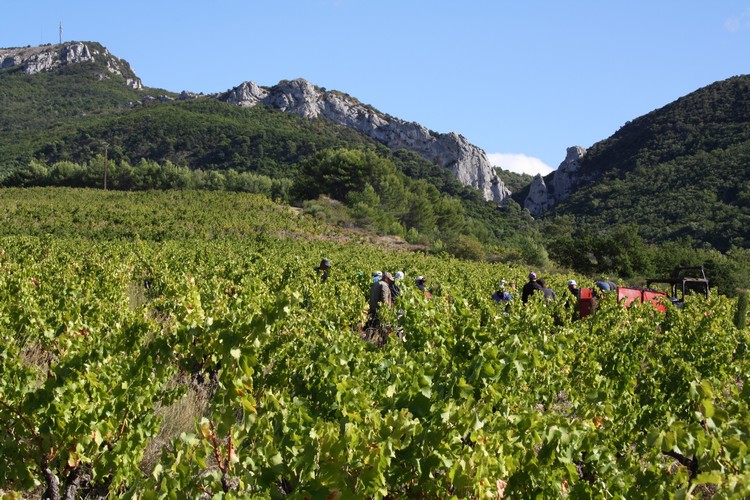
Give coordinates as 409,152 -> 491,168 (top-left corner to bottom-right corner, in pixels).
595,280 -> 611,292
391,271 -> 404,299
537,278 -> 557,302
567,279 -> 579,298
492,280 -> 513,313
564,279 -> 580,319
415,276 -> 431,298
315,258 -> 331,283
368,271 -> 393,327
594,279 -> 618,297
521,272 -> 543,304
565,279 -> 579,309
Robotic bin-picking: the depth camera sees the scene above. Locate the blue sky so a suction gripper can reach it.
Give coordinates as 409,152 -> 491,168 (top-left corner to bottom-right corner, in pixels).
2,1 -> 749,176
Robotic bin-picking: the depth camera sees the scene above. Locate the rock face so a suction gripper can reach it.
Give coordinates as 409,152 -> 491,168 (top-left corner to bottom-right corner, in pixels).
0,42 -> 142,89
550,146 -> 585,200
220,78 -> 510,202
523,146 -> 586,216
524,175 -> 554,216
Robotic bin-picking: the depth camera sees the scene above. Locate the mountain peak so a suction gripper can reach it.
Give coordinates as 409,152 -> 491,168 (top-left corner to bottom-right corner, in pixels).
0,41 -> 142,89
513,145 -> 587,216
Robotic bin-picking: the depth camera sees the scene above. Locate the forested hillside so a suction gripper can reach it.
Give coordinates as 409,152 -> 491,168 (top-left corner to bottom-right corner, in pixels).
545,75 -> 750,251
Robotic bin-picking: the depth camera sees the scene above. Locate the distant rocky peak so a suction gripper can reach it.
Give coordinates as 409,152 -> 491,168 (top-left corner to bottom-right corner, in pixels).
523,146 -> 587,216
563,145 -> 585,164
267,79 -> 327,119
0,42 -> 142,89
219,78 -> 510,202
224,81 -> 268,106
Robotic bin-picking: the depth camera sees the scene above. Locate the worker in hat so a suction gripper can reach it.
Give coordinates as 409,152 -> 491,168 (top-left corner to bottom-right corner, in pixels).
390,271 -> 404,299
521,272 -> 543,304
567,279 -> 579,299
492,279 -> 513,313
315,258 -> 331,283
415,276 -> 431,298
564,279 -> 580,319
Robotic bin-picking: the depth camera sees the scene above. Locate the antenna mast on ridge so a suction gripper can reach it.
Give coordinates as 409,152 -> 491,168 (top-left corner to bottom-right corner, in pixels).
59,21 -> 63,44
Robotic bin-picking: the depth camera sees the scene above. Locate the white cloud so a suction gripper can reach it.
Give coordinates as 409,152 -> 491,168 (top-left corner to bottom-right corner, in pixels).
725,16 -> 741,32
725,8 -> 750,32
487,153 -> 554,176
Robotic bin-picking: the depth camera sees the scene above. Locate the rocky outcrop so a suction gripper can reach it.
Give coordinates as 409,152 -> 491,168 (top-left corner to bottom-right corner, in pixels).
220,78 -> 510,202
523,146 -> 586,216
179,90 -> 201,100
550,146 -> 585,201
524,175 -> 554,216
223,81 -> 268,105
0,42 -> 142,89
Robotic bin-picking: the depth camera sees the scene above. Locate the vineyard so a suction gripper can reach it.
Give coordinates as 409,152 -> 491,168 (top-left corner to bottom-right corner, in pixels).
1,188 -> 749,498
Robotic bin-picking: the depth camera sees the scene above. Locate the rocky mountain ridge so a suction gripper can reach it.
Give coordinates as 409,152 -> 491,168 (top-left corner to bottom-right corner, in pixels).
218,79 -> 511,202
0,42 -> 142,89
0,41 -> 577,204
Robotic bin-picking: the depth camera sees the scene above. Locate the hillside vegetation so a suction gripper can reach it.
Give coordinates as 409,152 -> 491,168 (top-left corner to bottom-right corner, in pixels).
549,75 -> 750,252
1,187 -> 749,498
494,167 -> 534,194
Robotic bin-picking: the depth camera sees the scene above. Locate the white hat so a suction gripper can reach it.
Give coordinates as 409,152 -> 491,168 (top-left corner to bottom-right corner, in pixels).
568,279 -> 577,286
395,271 -> 405,280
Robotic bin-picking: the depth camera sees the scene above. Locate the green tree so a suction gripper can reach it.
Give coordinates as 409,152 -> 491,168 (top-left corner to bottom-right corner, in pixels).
447,234 -> 485,260
348,184 -> 381,226
294,149 -> 391,202
402,183 -> 438,236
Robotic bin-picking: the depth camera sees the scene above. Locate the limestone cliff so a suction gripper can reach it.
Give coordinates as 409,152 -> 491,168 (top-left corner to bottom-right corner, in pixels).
0,42 -> 142,89
219,78 -> 510,202
523,146 -> 586,216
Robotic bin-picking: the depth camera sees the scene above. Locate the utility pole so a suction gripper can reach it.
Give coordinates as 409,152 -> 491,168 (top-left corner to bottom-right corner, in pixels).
103,142 -> 109,190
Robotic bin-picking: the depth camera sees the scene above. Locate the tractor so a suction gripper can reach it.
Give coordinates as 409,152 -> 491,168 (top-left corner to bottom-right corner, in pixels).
645,266 -> 710,306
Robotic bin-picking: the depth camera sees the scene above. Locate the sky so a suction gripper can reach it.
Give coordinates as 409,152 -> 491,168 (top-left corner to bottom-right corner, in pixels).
2,1 -> 749,176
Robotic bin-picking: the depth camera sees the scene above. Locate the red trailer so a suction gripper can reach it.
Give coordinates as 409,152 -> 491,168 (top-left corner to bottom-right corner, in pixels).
577,267 -> 709,319
579,286 -> 667,319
